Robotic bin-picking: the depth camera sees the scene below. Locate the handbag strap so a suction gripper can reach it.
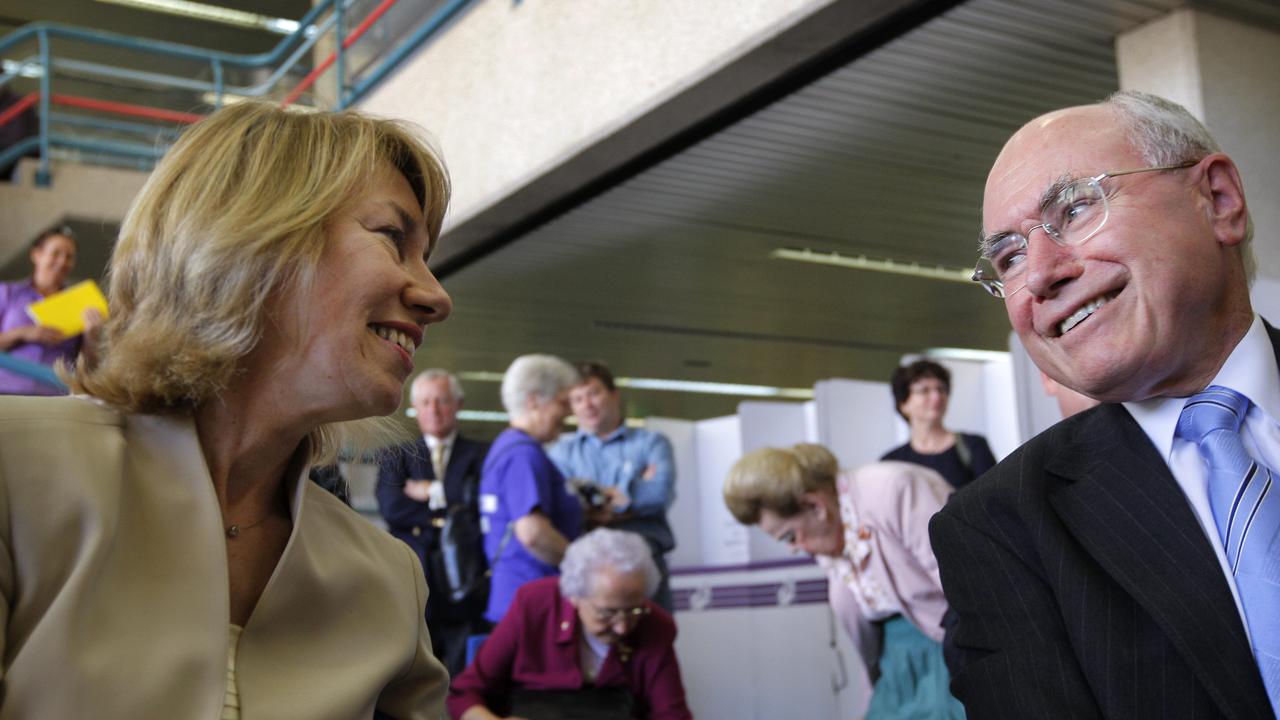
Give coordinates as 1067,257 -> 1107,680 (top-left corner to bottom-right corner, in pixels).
953,433 -> 973,472
482,434 -> 543,575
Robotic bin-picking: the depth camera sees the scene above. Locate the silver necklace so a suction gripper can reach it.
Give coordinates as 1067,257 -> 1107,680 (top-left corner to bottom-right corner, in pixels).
226,515 -> 270,538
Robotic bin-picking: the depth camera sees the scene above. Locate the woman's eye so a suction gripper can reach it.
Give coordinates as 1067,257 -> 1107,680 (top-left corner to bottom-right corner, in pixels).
379,226 -> 406,248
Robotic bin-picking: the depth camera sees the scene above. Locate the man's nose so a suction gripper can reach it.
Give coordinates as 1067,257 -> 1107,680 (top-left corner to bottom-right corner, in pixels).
1022,228 -> 1082,298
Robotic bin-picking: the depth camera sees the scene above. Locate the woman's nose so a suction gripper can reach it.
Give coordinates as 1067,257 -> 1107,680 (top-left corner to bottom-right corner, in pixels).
405,263 -> 453,324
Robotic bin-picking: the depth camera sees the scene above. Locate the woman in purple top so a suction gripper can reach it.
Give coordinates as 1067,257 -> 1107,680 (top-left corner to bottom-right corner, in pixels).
0,227 -> 97,395
480,353 -> 584,623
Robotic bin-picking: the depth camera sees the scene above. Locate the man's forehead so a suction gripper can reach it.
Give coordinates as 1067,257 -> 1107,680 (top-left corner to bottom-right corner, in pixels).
418,377 -> 455,399
982,105 -> 1133,225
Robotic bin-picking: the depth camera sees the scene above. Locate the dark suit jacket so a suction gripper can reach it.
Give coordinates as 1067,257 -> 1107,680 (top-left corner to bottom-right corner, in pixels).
377,434 -> 489,622
928,323 -> 1280,719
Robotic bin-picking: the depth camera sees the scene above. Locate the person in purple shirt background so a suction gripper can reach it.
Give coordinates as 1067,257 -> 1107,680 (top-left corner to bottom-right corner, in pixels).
480,353 -> 584,624
0,226 -> 100,395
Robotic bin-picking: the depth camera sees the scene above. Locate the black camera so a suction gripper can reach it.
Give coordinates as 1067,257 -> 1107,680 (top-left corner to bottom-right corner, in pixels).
569,478 -> 609,509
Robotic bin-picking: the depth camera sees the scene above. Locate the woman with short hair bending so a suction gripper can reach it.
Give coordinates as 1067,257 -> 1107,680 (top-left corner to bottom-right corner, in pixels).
725,445 -> 964,719
0,102 -> 453,718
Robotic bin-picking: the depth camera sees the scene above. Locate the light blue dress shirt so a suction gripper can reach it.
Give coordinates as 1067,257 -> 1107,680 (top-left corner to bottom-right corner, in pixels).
548,425 -> 676,553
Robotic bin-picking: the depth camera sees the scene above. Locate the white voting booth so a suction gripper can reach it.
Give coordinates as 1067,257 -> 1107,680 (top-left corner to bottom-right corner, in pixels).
659,355 -> 1020,720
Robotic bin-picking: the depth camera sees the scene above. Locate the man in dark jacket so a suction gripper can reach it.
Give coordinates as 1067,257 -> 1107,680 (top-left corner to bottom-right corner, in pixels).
929,90 -> 1276,719
378,369 -> 489,676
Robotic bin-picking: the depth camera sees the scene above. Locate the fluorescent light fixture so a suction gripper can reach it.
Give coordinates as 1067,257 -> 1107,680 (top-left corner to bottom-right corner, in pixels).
770,247 -> 972,285
619,378 -> 813,399
95,0 -> 300,35
2,58 -> 44,78
457,371 -> 812,399
407,408 -> 645,428
923,347 -> 1010,363
199,91 -> 254,106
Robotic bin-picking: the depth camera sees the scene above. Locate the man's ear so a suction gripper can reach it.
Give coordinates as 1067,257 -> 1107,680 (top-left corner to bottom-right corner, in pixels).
1200,153 -> 1249,248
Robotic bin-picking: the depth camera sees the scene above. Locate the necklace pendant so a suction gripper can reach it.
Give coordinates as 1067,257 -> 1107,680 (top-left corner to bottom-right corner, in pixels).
227,524 -> 240,538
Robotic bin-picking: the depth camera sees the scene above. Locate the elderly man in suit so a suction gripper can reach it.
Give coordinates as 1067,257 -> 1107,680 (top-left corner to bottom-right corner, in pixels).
378,369 -> 489,677
929,90 -> 1278,719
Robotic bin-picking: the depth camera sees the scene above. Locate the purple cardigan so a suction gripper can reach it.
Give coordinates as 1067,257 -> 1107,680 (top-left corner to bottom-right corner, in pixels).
0,280 -> 79,395
447,577 -> 692,720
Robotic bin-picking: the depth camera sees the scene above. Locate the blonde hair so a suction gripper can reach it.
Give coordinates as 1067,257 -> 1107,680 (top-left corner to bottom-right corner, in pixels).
723,443 -> 838,524
65,101 -> 450,463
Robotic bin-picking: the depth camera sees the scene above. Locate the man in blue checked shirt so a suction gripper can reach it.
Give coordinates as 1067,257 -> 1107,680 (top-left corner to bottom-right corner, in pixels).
548,361 -> 677,611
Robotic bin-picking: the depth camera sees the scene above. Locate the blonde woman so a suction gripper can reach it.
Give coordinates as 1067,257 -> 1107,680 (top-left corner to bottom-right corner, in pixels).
0,102 -> 452,718
724,445 -> 964,719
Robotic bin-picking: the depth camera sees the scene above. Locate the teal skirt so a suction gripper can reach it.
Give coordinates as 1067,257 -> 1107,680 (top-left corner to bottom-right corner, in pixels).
866,615 -> 965,720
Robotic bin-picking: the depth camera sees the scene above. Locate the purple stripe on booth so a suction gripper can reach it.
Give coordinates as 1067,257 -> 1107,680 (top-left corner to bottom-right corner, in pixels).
671,577 -> 830,612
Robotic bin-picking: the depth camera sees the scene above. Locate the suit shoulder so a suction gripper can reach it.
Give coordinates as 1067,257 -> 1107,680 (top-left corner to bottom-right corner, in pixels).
639,603 -> 678,644
0,394 -> 123,429
303,482 -> 418,572
940,407 -> 1108,518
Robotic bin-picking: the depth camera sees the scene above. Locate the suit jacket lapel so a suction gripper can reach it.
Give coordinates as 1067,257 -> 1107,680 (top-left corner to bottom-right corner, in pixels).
444,435 -> 474,503
413,436 -> 434,481
1047,404 -> 1269,719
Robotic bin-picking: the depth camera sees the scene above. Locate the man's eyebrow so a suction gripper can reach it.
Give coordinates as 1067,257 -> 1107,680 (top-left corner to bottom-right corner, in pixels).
978,172 -> 1076,257
1037,174 -> 1075,215
978,229 -> 1011,258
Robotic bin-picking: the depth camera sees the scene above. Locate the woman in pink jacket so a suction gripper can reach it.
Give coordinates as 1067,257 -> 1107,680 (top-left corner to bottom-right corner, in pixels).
724,444 -> 964,719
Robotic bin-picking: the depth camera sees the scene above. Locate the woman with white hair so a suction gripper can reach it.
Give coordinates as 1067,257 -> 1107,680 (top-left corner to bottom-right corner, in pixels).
479,353 -> 584,623
448,528 -> 692,720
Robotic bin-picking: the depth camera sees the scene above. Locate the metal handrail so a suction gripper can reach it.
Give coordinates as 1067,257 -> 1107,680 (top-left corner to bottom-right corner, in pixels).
0,0 -> 473,183
0,351 -> 68,392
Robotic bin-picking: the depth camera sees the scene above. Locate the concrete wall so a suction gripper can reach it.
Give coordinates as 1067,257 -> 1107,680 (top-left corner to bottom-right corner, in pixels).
360,0 -> 837,233
1117,9 -> 1280,282
0,158 -> 149,266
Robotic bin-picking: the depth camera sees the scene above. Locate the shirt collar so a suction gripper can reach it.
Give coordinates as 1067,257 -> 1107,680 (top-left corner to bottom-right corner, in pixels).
578,424 -> 628,445
1123,314 -> 1279,460
424,430 -> 457,450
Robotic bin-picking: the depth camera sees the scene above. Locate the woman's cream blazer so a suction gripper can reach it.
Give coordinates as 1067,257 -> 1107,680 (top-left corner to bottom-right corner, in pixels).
0,394 -> 447,719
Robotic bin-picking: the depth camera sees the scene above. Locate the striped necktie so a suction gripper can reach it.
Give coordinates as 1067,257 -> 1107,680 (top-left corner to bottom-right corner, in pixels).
1176,385 -> 1280,712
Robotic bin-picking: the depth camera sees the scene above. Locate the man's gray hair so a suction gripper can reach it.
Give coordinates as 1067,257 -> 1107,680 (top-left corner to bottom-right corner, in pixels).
411,368 -> 464,404
559,528 -> 660,600
1105,90 -> 1255,281
500,354 -> 579,418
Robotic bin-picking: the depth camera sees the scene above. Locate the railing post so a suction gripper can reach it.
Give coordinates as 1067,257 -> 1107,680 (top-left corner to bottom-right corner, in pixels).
36,28 -> 52,186
212,59 -> 224,109
335,0 -> 347,109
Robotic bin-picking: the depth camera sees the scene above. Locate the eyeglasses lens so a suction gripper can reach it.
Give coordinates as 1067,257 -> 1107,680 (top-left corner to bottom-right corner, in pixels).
973,178 -> 1108,299
1044,179 -> 1106,244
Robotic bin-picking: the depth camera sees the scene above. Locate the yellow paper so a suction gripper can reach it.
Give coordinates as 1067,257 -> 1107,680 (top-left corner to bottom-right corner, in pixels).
25,280 -> 109,337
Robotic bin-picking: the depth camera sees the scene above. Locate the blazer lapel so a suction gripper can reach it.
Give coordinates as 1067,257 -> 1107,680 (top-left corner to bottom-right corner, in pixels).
444,436 -> 476,504
1047,404 -> 1270,719
412,436 -> 434,481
